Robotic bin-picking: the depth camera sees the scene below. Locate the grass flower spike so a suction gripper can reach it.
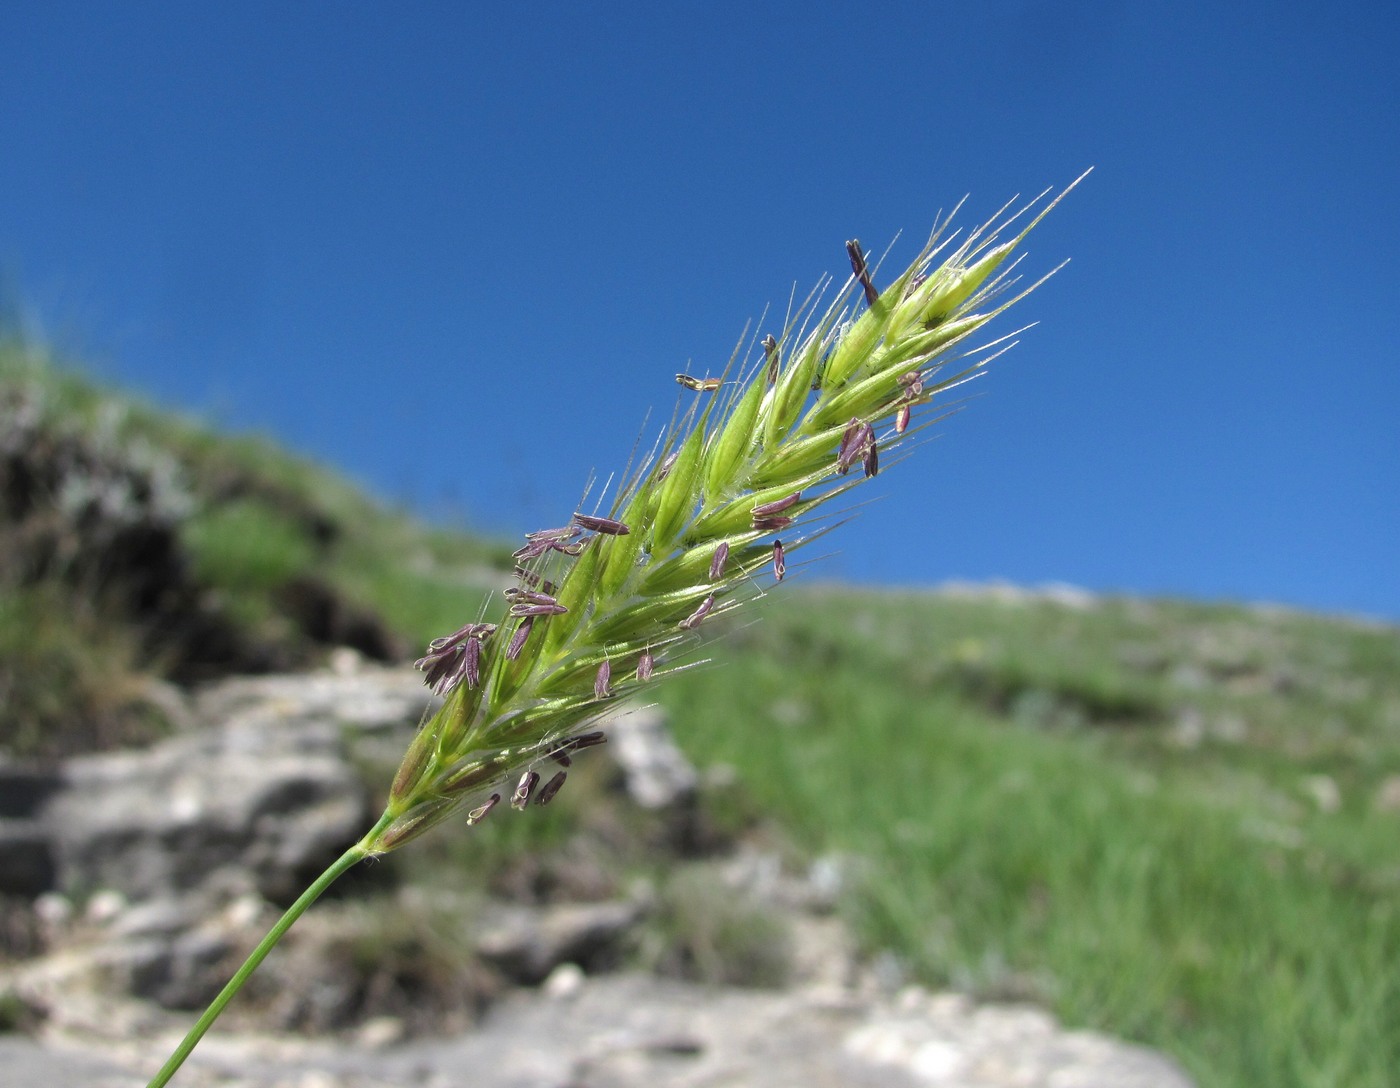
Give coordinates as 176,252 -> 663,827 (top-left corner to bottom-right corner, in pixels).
371,172 -> 1087,856
144,172 -> 1086,1087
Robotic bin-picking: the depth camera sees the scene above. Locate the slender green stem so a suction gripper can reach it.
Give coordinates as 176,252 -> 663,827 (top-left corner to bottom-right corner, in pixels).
145,811 -> 394,1088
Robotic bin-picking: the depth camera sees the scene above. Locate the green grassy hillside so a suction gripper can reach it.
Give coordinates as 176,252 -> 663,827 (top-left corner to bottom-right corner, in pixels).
0,336 -> 509,757
4,340 -> 1398,1086
658,588 -> 1400,1087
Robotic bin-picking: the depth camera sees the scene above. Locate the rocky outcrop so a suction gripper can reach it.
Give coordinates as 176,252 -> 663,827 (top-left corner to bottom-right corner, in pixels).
41,659 -> 428,907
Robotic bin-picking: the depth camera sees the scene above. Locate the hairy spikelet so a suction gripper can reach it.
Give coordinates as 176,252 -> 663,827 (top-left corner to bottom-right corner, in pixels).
369,174 -> 1088,854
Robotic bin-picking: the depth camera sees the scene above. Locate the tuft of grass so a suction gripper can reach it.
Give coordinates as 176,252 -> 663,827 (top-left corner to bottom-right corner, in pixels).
0,585 -> 169,757
647,862 -> 792,988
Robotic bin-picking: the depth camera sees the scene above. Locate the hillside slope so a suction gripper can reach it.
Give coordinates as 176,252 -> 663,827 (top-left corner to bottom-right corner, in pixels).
0,337 -> 509,757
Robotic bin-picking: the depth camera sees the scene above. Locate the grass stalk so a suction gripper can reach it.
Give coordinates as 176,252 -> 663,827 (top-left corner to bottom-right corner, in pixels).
144,811 -> 394,1088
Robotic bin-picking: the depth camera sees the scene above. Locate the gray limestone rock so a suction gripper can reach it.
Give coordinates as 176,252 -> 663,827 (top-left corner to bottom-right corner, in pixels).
474,899 -> 644,984
40,662 -> 428,908
44,972 -> 1193,1088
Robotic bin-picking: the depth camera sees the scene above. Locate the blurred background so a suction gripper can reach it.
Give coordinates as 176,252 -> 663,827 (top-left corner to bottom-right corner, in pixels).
2,1 -> 1395,620
2,5 -> 1399,1088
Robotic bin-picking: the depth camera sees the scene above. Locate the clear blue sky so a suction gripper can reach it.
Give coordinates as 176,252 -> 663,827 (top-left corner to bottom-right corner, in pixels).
3,2 -> 1397,621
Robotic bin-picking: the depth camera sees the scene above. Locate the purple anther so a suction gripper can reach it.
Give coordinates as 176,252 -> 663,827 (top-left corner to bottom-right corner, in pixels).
461,636 -> 481,686
509,601 -> 569,617
550,749 -> 573,768
752,515 -> 795,532
466,793 -> 501,826
512,770 -> 539,810
898,370 -> 925,396
536,770 -> 567,806
709,541 -> 730,581
415,646 -> 466,696
513,525 -> 582,560
569,730 -> 608,751
526,525 -> 581,543
752,491 -> 801,518
504,588 -> 561,605
895,403 -> 911,435
637,650 -> 655,682
656,450 -> 680,482
424,626 -> 471,654
773,539 -> 786,582
837,417 -> 863,472
416,625 -> 493,695
863,438 -> 879,478
594,659 -> 612,700
574,512 -> 631,536
680,593 -> 717,630
425,621 -> 493,653
506,616 -> 534,660
837,418 -> 874,475
846,239 -> 878,308
762,334 -> 780,385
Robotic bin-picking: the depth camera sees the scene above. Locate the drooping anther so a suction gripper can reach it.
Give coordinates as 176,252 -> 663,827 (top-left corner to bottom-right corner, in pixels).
466,794 -> 501,826
837,418 -> 875,475
511,770 -> 539,810
636,649 -> 655,682
424,622 -> 495,653
752,491 -> 800,519
863,437 -> 879,478
463,635 -> 483,688
513,524 -> 585,560
514,538 -> 579,560
506,616 -> 534,660
414,646 -> 466,695
676,373 -> 722,392
415,623 -> 494,695
536,771 -> 568,806
709,541 -> 730,581
896,403 -> 911,434
504,587 -> 559,604
772,538 -> 786,582
680,593 -> 717,630
509,600 -> 569,617
568,730 -> 608,751
594,659 -> 612,699
762,334 -> 780,385
574,512 -> 631,536
846,239 -> 878,308
525,525 -> 580,542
